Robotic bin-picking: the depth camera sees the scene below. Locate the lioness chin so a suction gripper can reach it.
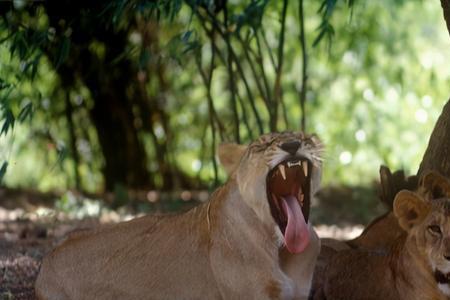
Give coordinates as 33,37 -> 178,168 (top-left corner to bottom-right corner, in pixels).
35,131 -> 323,300
316,172 -> 450,300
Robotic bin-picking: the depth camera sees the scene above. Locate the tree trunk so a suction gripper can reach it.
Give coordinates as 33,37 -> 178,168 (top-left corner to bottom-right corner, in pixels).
64,89 -> 81,189
42,4 -> 151,191
441,0 -> 450,36
417,100 -> 450,177
417,2 -> 450,177
82,37 -> 151,190
88,86 -> 151,191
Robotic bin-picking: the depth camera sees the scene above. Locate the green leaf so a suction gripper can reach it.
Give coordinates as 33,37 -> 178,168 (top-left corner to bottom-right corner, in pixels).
325,0 -> 337,17
10,31 -> 29,60
21,52 -> 43,80
138,49 -> 150,69
182,40 -> 201,54
0,78 -> 12,90
56,143 -> 67,167
181,30 -> 193,43
313,20 -> 334,47
55,37 -> 71,69
30,53 -> 43,80
180,30 -> 200,54
318,0 -> 337,18
0,87 -> 14,107
1,109 -> 15,136
0,32 -> 14,44
166,30 -> 200,61
112,0 -> 128,24
0,161 -> 8,184
234,0 -> 270,32
18,102 -> 33,122
168,0 -> 183,21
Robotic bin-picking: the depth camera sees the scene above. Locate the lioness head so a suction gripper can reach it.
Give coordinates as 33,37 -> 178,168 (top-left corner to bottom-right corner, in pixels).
394,176 -> 450,296
218,131 -> 323,254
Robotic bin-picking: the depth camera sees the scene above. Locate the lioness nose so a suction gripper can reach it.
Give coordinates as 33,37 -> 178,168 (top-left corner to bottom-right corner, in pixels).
280,141 -> 301,155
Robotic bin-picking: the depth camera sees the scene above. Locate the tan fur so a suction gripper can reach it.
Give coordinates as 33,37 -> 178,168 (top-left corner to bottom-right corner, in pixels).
35,131 -> 323,300
217,142 -> 247,175
280,226 -> 321,298
311,171 -> 450,299
349,170 -> 450,251
315,187 -> 450,300
347,211 -> 404,250
311,209 -> 403,298
419,170 -> 450,201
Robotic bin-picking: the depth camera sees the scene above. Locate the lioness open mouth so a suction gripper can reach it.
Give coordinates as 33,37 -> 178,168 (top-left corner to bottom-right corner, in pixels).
267,158 -> 311,254
434,270 -> 450,284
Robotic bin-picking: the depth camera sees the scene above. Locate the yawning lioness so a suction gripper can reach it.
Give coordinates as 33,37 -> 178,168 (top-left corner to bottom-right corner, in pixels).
35,131 -> 323,300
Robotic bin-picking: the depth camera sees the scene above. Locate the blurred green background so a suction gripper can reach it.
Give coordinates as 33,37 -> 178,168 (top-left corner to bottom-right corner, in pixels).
0,0 -> 449,224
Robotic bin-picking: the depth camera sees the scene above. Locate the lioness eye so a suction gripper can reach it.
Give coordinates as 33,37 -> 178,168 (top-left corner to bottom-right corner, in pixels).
428,225 -> 442,235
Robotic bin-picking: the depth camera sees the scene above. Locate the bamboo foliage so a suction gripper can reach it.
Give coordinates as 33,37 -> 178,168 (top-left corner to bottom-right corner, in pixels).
0,0 -> 357,190
185,0 -> 350,143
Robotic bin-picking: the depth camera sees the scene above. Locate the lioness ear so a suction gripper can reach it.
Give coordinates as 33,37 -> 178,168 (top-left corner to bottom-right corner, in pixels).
419,170 -> 450,199
393,190 -> 430,231
217,143 -> 247,175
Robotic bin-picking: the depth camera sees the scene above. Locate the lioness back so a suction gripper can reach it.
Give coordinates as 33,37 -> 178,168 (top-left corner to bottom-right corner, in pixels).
36,209 -> 220,299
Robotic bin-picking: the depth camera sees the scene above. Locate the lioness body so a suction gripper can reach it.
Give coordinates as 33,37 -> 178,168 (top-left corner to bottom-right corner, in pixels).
347,211 -> 404,250
37,181 -> 316,299
36,132 -> 323,300
317,237 -> 445,300
346,169 -> 450,252
316,173 -> 450,300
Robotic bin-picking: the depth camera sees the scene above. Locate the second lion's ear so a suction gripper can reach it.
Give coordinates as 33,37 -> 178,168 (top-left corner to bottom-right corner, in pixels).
393,190 -> 430,231
217,143 -> 247,176
419,170 -> 450,199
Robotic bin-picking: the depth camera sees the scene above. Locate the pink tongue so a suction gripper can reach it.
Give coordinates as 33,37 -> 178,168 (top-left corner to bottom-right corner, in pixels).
280,195 -> 310,253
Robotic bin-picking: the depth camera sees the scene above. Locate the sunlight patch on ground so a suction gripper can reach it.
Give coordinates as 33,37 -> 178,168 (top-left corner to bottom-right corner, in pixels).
314,224 -> 364,240
0,207 -> 366,241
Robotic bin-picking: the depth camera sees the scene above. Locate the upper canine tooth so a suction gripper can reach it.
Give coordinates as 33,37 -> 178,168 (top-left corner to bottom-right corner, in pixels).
279,165 -> 286,180
302,161 -> 308,176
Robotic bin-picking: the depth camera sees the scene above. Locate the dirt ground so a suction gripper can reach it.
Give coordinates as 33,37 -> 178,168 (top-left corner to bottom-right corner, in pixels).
0,207 -> 104,300
0,205 -> 364,300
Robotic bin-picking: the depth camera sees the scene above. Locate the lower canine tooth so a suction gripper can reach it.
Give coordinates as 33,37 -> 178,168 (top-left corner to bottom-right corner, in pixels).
272,193 -> 280,211
302,161 -> 308,176
279,165 -> 286,180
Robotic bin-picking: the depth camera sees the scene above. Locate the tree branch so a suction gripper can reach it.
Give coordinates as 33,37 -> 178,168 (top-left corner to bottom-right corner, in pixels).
64,89 -> 81,189
195,40 -> 221,185
193,7 -> 265,134
272,0 -> 289,131
237,34 -> 270,110
254,32 -> 273,107
299,0 -> 308,131
223,5 -> 241,143
236,93 -> 254,140
260,27 -> 277,70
